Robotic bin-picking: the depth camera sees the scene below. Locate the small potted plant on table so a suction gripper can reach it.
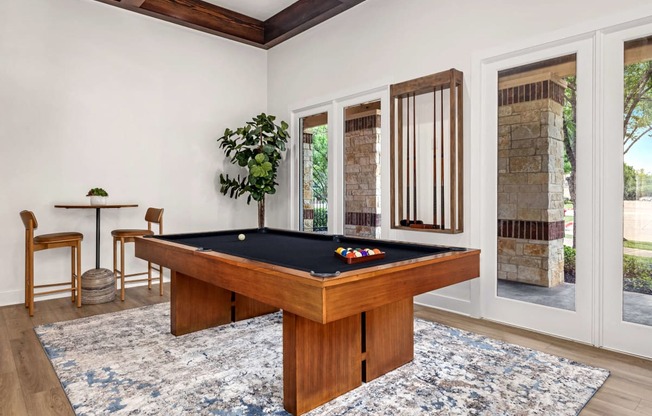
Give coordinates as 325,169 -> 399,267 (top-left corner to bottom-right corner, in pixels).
87,188 -> 109,205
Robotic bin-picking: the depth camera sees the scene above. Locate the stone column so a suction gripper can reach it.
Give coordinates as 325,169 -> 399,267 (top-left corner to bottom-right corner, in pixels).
497,77 -> 566,287
302,132 -> 314,232
344,111 -> 381,238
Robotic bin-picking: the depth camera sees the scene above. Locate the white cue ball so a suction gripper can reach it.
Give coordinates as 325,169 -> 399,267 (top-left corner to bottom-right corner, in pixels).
238,233 -> 245,241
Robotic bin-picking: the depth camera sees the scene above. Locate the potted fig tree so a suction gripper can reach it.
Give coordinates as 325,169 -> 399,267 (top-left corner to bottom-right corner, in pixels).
217,113 -> 289,228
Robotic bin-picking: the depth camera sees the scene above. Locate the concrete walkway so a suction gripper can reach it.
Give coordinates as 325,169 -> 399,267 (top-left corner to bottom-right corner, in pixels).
497,280 -> 652,327
624,247 -> 652,258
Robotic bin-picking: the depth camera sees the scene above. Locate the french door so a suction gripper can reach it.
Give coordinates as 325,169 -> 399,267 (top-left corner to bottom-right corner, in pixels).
481,26 -> 652,358
296,106 -> 333,233
293,89 -> 389,236
602,24 -> 652,358
481,37 -> 595,343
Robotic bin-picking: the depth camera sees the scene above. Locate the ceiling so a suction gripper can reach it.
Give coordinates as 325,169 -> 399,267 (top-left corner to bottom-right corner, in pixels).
201,0 -> 297,21
96,0 -> 366,49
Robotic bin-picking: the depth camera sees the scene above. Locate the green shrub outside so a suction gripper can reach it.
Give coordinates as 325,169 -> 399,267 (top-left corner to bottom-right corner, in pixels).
623,254 -> 652,279
563,246 -> 576,276
314,207 -> 328,229
623,254 -> 652,294
564,245 -> 652,294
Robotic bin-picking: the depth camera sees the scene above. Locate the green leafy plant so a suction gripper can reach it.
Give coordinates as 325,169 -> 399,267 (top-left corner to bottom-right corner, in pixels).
217,113 -> 289,227
623,254 -> 652,295
313,206 -> 328,230
566,245 -> 652,294
86,187 -> 108,197
563,245 -> 576,283
623,254 -> 652,279
563,245 -> 576,274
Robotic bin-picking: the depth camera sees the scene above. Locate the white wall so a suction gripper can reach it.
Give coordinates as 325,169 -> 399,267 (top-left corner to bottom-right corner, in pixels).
0,0 -> 267,306
266,0 -> 652,314
4,0 -> 652,313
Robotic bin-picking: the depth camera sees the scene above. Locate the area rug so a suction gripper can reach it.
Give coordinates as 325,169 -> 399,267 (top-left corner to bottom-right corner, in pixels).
35,303 -> 608,415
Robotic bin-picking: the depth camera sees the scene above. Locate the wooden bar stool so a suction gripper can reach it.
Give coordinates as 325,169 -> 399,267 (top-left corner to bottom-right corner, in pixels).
19,210 -> 83,316
112,207 -> 164,301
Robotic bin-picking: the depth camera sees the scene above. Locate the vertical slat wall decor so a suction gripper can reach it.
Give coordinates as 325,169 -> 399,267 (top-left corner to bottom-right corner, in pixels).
390,69 -> 464,233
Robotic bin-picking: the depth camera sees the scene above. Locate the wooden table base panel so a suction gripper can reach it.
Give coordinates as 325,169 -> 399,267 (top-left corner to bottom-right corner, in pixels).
170,269 -> 416,415
364,298 -> 414,381
283,312 -> 362,416
170,271 -> 277,336
234,293 -> 279,321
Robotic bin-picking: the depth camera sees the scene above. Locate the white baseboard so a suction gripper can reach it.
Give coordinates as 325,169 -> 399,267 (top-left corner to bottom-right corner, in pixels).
414,292 -> 473,316
0,289 -> 24,307
0,277 -> 171,308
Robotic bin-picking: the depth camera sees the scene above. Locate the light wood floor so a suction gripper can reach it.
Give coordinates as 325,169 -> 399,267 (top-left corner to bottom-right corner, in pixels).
414,306 -> 652,416
1,286 -> 651,415
0,284 -> 170,415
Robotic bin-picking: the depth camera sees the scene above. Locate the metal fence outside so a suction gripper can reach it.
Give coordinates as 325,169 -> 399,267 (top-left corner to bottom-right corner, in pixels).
313,199 -> 328,231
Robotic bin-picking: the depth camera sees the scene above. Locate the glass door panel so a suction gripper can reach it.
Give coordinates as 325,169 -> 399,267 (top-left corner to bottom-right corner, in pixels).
622,36 -> 652,327
603,26 -> 652,359
343,100 -> 382,238
482,37 -> 593,343
299,112 -> 328,233
496,54 -> 578,311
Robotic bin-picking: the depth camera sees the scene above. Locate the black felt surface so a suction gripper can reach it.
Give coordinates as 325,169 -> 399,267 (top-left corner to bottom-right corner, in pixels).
152,228 -> 456,276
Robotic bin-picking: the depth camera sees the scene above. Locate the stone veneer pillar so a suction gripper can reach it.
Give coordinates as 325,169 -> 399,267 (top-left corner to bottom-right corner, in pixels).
497,77 -> 566,287
302,132 -> 314,232
344,111 -> 381,238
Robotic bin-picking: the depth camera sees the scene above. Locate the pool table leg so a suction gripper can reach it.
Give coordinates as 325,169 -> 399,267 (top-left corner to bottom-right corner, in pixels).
282,298 -> 414,415
234,293 -> 279,321
170,271 -> 232,336
170,271 -> 279,336
364,297 -> 414,381
283,311 -> 362,416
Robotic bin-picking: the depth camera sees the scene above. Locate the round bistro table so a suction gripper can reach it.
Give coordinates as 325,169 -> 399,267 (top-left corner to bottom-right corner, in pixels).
55,203 -> 138,303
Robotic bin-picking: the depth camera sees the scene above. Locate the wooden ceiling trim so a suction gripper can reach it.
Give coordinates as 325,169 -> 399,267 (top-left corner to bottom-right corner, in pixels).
95,0 -> 366,49
138,0 -> 265,45
120,0 -> 146,6
263,0 -> 366,48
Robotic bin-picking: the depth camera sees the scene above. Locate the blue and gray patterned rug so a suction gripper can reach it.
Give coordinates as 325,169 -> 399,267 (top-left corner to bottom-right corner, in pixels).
35,303 -> 608,415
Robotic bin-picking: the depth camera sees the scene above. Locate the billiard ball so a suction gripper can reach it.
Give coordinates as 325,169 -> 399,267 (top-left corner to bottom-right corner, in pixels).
238,234 -> 245,241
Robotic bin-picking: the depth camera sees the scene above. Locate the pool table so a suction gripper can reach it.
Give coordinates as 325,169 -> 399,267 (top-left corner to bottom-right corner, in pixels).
135,228 -> 480,415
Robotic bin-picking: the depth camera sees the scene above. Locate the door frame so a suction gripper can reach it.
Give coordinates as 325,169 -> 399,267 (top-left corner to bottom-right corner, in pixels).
334,89 -> 390,237
601,22 -> 652,358
290,104 -> 334,232
290,88 -> 389,235
478,36 -> 596,344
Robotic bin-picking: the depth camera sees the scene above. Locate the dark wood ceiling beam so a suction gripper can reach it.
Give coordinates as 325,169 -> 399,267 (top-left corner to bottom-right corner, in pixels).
264,0 -> 365,48
139,0 -> 264,45
94,0 -> 366,49
120,0 -> 146,6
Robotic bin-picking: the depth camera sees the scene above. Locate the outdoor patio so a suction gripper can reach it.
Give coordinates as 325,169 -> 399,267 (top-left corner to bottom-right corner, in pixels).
498,279 -> 652,326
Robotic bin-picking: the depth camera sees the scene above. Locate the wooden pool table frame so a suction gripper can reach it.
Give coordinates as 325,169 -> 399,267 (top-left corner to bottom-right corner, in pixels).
135,230 -> 480,415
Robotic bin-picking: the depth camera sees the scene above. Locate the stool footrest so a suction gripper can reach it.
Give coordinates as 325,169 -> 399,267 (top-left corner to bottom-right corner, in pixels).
115,270 -> 161,279
119,277 -> 162,284
35,287 -> 77,296
34,281 -> 79,289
